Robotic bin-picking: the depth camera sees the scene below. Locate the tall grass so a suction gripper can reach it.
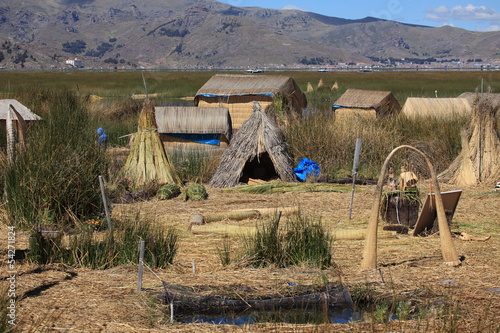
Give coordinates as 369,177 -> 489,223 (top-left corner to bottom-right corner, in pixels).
284,111 -> 468,179
28,214 -> 179,269
170,149 -> 222,183
3,89 -> 108,229
243,213 -> 333,268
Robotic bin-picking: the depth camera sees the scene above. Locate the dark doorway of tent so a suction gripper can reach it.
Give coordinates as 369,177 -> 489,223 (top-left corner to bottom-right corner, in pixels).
239,152 -> 279,183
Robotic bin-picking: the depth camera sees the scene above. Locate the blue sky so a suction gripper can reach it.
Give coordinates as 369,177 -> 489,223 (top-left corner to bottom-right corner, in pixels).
218,0 -> 500,31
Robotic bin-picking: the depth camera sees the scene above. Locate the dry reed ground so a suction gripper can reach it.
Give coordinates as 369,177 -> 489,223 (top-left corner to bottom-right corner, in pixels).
1,181 -> 499,332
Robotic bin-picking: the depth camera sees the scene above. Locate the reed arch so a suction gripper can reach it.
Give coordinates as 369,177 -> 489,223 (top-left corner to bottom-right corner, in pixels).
360,145 -> 461,270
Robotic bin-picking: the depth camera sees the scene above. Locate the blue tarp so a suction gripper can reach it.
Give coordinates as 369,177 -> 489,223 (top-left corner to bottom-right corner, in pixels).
168,133 -> 220,146
294,158 -> 320,181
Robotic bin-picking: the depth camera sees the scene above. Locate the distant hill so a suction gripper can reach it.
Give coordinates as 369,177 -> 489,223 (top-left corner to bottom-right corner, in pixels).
0,0 -> 498,69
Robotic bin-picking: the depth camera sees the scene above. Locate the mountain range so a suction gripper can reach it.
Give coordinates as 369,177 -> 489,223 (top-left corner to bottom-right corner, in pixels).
0,0 -> 499,69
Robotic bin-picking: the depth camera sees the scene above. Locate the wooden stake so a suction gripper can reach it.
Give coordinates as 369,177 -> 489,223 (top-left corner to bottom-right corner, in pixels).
137,240 -> 145,292
98,175 -> 113,236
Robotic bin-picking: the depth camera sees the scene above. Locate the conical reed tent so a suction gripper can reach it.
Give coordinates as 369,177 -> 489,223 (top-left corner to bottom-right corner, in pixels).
209,102 -> 296,188
121,100 -> 180,186
438,94 -> 500,185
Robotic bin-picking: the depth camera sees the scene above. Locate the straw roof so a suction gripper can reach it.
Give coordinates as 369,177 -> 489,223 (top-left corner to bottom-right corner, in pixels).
401,97 -> 472,118
0,99 -> 42,121
209,102 -> 296,188
155,106 -> 232,139
333,89 -> 401,117
194,74 -> 307,108
458,92 -> 500,108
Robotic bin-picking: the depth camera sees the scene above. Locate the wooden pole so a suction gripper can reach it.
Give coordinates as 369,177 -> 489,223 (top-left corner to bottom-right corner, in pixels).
349,138 -> 362,219
98,175 -> 113,236
360,145 -> 460,270
137,240 -> 145,292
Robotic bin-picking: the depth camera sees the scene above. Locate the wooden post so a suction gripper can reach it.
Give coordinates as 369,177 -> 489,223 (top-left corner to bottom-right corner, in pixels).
137,240 -> 145,292
98,175 -> 113,236
170,303 -> 174,323
192,259 -> 196,274
349,138 -> 362,220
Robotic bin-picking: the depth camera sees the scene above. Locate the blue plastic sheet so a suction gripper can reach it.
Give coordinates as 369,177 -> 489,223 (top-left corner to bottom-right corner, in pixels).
294,158 -> 320,181
168,133 -> 220,146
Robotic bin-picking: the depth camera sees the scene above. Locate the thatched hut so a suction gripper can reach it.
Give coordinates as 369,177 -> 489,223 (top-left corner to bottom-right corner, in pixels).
209,102 -> 296,188
0,99 -> 42,126
332,89 -> 401,120
194,74 -> 307,130
401,97 -> 472,119
154,106 -> 232,157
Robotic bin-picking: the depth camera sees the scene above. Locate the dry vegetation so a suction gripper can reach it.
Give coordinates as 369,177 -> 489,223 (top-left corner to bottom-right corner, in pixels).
1,180 -> 498,332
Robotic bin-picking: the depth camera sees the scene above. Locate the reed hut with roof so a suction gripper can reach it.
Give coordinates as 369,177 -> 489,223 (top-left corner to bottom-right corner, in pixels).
209,102 -> 296,188
401,97 -> 472,119
0,99 -> 42,126
194,74 -> 307,130
154,106 -> 232,157
332,89 -> 401,120
1,99 -> 42,163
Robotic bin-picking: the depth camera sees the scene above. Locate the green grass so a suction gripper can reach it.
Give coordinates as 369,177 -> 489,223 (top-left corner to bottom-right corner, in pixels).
2,88 -> 108,229
243,213 -> 333,268
28,213 -> 179,269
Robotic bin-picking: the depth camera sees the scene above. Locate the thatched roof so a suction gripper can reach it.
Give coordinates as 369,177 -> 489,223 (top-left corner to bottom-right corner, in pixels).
401,97 -> 472,118
155,106 -> 232,139
209,102 -> 296,188
458,92 -> 500,108
194,74 -> 307,108
0,99 -> 42,121
333,89 -> 401,116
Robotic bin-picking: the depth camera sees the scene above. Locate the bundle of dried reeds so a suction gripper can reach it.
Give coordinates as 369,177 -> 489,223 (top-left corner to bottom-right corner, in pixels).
439,95 -> 500,185
121,100 -> 180,186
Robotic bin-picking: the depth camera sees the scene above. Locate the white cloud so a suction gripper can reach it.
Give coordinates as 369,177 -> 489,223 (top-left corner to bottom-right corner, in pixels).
425,4 -> 500,22
282,4 -> 309,12
477,24 -> 500,32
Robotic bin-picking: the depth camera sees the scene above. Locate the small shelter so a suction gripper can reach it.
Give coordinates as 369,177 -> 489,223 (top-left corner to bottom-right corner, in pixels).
1,99 -> 42,163
401,97 -> 471,119
154,106 -> 232,156
0,99 -> 42,125
332,89 -> 401,120
194,74 -> 307,130
209,102 -> 296,188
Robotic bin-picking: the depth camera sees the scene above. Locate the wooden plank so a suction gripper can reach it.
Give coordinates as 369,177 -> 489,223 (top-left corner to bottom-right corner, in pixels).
412,190 -> 462,236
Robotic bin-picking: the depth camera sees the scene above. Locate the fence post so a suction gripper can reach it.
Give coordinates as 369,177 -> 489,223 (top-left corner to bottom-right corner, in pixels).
137,240 -> 145,292
98,175 -> 113,235
349,138 -> 362,219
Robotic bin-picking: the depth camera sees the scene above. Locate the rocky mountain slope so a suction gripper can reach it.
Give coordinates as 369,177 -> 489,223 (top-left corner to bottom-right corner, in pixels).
0,0 -> 498,69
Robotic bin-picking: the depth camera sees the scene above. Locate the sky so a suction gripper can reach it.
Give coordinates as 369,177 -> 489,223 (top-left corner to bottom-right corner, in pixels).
218,0 -> 500,32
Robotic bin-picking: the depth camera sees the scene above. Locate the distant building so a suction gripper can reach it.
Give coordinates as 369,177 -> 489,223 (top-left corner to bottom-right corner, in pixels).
65,58 -> 83,68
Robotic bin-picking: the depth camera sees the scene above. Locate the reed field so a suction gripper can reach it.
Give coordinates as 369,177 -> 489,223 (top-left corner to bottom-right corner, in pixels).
0,70 -> 499,332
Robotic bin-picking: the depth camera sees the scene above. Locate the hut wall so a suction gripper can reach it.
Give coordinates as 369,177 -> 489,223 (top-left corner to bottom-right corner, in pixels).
196,95 -> 274,130
160,133 -> 228,157
334,108 -> 376,121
